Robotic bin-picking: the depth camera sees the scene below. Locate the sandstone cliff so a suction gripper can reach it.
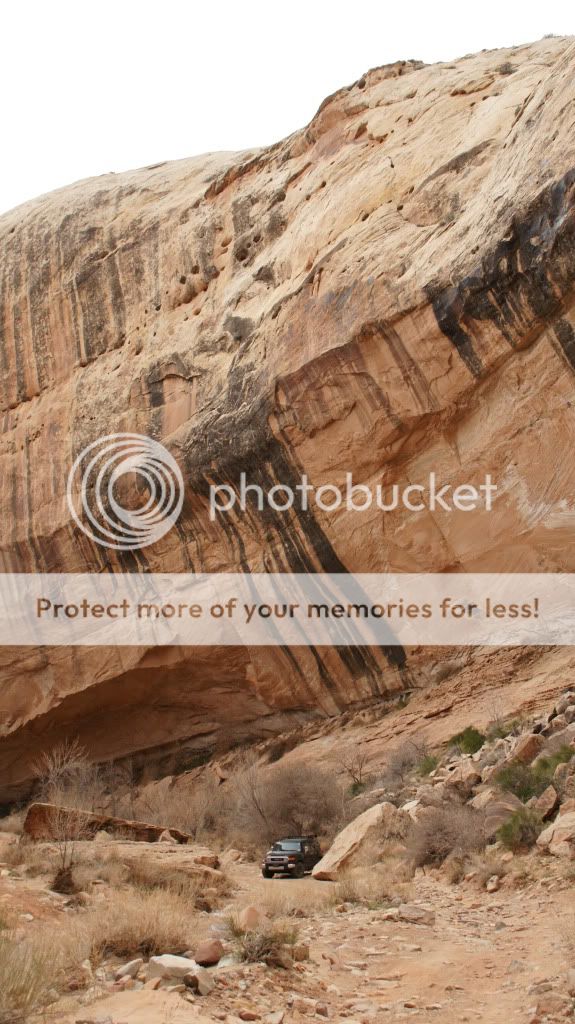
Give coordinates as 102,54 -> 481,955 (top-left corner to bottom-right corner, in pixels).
1,37 -> 575,799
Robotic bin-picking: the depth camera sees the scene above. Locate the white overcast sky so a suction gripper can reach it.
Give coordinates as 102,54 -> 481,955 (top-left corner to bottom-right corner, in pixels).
1,0 -> 574,216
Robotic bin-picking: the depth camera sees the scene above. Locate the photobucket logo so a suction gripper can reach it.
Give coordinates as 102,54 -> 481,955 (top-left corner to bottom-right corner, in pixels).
210,472 -> 497,520
67,434 -> 184,551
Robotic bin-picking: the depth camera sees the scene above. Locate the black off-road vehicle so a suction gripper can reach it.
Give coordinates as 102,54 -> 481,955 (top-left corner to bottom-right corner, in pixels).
261,835 -> 321,878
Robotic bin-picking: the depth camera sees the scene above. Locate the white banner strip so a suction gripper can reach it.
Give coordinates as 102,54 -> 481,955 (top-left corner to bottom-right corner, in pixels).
0,573 -> 570,646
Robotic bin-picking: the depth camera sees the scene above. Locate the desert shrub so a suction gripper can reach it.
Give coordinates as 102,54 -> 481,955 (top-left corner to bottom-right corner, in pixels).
496,746 -> 573,802
385,738 -> 431,784
349,780 -> 369,796
225,758 -> 345,849
138,758 -> 344,851
338,750 -> 371,790
80,889 -> 193,959
406,805 -> 486,867
0,933 -> 54,1023
33,738 -> 105,812
497,808 -> 543,851
449,726 -> 486,755
486,718 -> 522,741
221,914 -> 298,966
416,754 -> 438,777
135,775 -> 227,843
495,764 -> 539,802
444,854 -> 466,884
0,811 -> 24,835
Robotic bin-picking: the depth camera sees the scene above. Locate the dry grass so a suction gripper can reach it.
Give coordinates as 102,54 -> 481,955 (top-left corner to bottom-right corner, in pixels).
406,805 -> 486,867
444,854 -> 466,885
123,857 -> 230,910
0,932 -> 54,1024
72,849 -> 128,890
258,881 -> 332,918
0,840 -> 58,877
0,812 -> 24,836
70,848 -> 231,912
332,862 -> 414,907
74,889 -> 194,960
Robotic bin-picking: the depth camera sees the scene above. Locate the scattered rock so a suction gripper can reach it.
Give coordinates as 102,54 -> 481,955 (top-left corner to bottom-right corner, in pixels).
534,785 -> 559,820
566,968 -> 575,996
183,966 -> 215,996
556,693 -> 575,715
194,937 -> 224,966
537,811 -> 575,857
158,829 -> 178,844
535,992 -> 570,1014
510,733 -> 545,764
115,958 -> 143,980
470,787 -> 523,838
312,802 -> 407,880
221,848 -> 244,864
238,905 -> 269,930
443,759 -> 481,797
146,954 -> 198,980
397,904 -> 435,926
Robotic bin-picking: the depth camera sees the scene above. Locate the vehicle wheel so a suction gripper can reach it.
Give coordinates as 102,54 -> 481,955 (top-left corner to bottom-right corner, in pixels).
262,868 -> 273,878
293,863 -> 305,879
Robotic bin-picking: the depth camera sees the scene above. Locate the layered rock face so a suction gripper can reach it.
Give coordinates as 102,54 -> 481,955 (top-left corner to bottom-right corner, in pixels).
1,38 -> 575,798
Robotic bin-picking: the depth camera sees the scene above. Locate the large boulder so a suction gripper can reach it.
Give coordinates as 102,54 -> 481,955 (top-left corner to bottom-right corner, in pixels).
23,802 -> 194,846
542,724 -> 575,753
470,787 -> 524,838
442,759 -> 481,798
509,733 -> 545,764
533,785 -> 559,820
312,802 -> 407,880
537,811 -> 575,858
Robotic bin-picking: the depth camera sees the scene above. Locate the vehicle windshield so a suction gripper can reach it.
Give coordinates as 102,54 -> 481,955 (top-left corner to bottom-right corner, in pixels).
272,841 -> 302,851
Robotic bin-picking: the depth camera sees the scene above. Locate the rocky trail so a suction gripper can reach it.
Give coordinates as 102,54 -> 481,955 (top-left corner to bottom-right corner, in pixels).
228,865 -> 574,1023
2,846 -> 573,1024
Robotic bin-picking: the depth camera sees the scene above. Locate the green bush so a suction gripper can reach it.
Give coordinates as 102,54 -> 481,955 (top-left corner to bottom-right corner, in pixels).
486,718 -> 522,741
349,780 -> 368,796
497,808 -> 543,851
496,746 -> 573,802
449,726 -> 486,755
417,754 -> 439,777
